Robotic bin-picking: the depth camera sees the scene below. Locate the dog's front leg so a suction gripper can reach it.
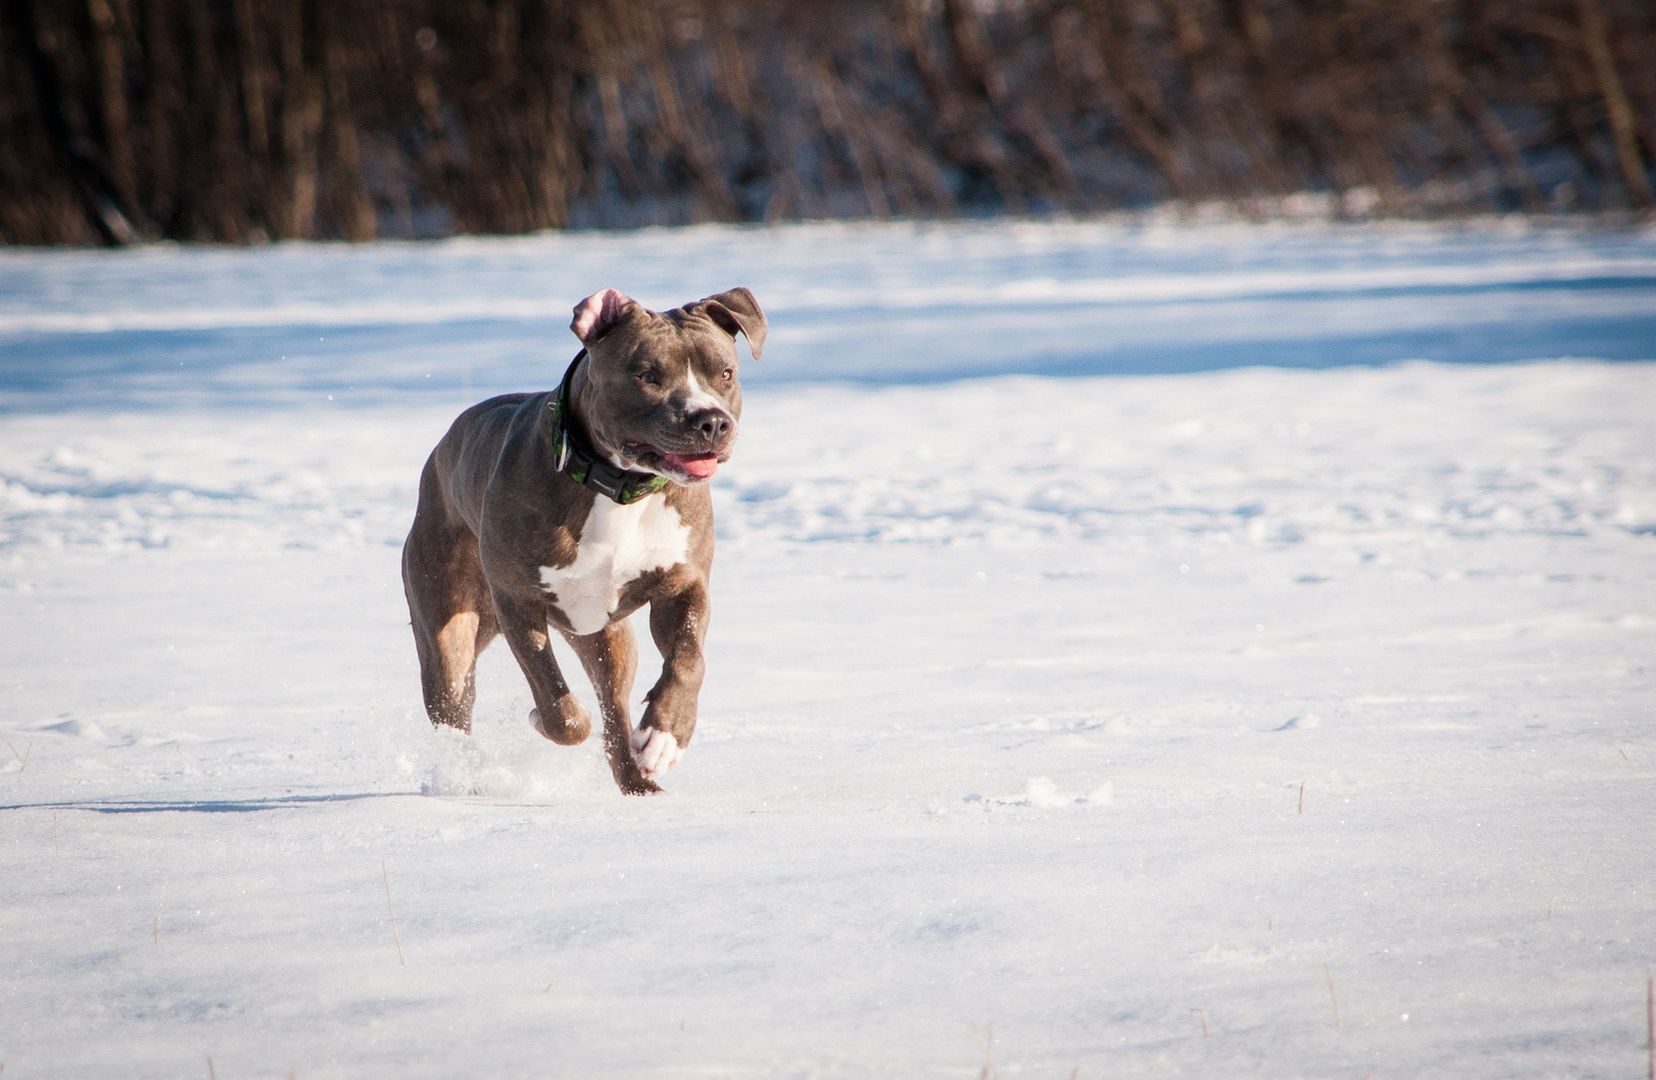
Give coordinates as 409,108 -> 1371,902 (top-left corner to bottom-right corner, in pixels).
491,589 -> 592,745
633,582 -> 711,782
565,623 -> 664,796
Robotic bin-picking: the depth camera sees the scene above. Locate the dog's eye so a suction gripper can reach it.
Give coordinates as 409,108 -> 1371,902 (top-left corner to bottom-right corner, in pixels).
719,368 -> 734,383
638,370 -> 662,387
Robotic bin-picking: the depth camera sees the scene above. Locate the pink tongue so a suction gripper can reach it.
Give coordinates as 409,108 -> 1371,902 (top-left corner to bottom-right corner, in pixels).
663,452 -> 719,478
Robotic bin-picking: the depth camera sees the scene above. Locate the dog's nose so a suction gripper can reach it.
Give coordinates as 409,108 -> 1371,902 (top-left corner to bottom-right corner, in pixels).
689,408 -> 733,443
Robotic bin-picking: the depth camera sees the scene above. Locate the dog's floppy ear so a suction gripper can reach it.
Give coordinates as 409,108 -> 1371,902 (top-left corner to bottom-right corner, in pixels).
571,288 -> 637,345
693,287 -> 766,361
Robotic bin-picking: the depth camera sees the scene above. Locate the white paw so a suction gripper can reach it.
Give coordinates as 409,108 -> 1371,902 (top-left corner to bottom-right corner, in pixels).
629,727 -> 683,780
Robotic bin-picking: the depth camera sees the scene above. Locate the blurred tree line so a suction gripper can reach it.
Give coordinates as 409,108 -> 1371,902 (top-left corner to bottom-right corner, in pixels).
2,0 -> 1652,245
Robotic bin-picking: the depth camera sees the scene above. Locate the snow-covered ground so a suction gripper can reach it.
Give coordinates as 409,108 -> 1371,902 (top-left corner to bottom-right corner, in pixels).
2,219 -> 1654,1078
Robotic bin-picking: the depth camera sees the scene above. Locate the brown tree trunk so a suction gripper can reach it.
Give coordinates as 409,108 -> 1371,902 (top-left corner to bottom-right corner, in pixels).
1575,0 -> 1653,207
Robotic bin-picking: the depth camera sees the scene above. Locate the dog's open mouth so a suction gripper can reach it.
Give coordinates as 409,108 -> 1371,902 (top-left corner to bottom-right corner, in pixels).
629,444 -> 723,481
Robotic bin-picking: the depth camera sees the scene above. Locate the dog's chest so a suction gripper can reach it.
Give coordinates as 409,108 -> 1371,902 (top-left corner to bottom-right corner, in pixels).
539,496 -> 690,635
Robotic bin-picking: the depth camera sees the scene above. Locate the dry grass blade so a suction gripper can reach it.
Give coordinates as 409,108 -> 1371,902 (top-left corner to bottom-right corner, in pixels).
970,1021 -> 995,1079
382,860 -> 407,967
4,736 -> 32,772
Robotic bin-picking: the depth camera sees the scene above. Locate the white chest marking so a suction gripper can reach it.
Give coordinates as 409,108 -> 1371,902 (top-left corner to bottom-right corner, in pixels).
539,497 -> 690,636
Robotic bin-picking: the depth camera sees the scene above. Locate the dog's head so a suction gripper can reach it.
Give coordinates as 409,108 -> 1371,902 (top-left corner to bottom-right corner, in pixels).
568,287 -> 765,485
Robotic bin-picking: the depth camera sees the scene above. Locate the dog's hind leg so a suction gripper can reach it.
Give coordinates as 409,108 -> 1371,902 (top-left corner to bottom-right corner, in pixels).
403,486 -> 496,734
419,608 -> 483,732
566,624 -> 661,796
406,560 -> 494,732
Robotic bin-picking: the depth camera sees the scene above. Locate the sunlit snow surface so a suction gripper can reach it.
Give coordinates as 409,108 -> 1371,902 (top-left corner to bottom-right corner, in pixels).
2,219 -> 1654,1077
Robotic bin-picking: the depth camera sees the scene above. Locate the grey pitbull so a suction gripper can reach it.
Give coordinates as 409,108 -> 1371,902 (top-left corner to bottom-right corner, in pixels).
401,287 -> 765,794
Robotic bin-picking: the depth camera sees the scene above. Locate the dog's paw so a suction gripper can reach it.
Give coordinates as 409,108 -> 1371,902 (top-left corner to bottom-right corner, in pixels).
617,771 -> 664,797
629,726 -> 683,780
530,697 -> 592,745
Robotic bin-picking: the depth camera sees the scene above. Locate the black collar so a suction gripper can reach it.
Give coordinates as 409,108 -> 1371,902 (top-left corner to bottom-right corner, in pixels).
550,352 -> 671,505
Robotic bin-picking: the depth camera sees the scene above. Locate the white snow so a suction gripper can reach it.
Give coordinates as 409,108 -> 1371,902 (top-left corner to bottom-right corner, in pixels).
1,218 -> 1654,1077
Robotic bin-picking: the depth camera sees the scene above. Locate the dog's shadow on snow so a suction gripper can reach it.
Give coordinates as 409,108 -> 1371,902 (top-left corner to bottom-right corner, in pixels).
0,792 -> 416,815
